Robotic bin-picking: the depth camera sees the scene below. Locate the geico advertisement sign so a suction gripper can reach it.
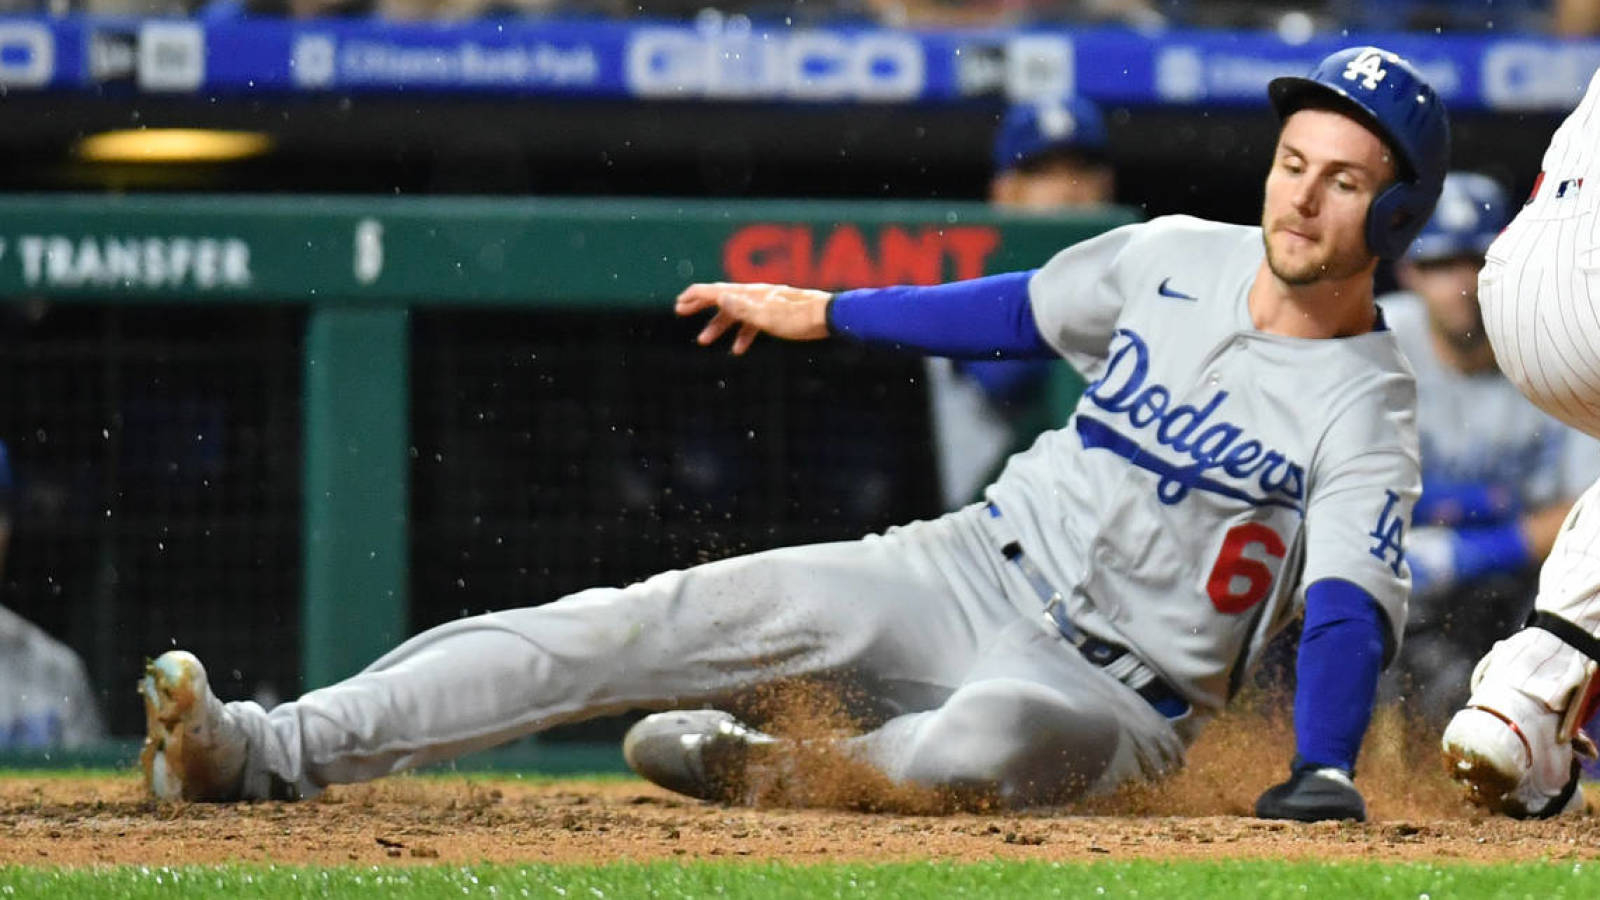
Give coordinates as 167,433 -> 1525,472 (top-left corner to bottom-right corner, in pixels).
626,28 -> 924,101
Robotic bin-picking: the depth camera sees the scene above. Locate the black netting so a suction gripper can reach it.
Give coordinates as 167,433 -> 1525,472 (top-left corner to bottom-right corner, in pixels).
0,302 -> 938,741
408,309 -> 939,739
0,304 -> 303,737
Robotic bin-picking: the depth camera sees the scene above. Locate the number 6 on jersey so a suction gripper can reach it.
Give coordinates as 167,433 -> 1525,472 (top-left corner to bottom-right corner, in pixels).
1207,522 -> 1288,614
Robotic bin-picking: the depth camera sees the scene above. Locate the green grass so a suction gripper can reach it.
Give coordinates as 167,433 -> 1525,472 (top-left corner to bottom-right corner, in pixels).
0,768 -> 635,785
0,737 -> 632,776
2,860 -> 1599,899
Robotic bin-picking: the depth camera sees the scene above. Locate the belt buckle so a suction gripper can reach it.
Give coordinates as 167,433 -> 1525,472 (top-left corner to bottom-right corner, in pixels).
1044,593 -> 1088,647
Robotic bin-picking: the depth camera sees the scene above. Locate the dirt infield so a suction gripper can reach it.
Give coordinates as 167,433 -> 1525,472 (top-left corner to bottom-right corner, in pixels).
3,707 -> 1599,868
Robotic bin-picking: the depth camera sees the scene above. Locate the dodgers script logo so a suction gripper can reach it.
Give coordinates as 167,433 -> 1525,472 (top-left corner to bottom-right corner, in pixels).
1079,329 -> 1306,511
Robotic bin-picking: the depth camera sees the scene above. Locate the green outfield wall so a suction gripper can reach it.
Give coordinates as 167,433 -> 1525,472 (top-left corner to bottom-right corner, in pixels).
0,195 -> 1137,694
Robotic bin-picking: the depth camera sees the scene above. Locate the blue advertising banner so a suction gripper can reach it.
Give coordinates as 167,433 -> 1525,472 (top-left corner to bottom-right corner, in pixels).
1,16 -> 1596,112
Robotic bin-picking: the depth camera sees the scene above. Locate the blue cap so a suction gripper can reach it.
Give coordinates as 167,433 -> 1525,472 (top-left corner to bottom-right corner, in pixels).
1406,172 -> 1510,262
992,97 -> 1109,173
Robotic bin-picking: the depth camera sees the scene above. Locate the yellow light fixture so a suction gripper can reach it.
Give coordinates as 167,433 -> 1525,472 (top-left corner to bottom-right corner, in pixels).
75,128 -> 274,164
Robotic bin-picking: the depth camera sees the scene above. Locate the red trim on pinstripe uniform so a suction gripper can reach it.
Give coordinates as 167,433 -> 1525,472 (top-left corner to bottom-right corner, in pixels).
1467,704 -> 1534,768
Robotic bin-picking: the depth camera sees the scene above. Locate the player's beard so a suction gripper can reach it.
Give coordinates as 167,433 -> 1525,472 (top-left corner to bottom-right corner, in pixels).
1262,224 -> 1370,286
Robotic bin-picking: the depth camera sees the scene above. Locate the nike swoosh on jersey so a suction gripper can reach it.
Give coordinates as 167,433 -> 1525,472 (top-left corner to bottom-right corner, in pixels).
1157,278 -> 1198,301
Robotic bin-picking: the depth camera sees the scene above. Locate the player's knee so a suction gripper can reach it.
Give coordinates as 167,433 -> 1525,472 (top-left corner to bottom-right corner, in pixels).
909,679 -> 1117,804
936,679 -> 1078,731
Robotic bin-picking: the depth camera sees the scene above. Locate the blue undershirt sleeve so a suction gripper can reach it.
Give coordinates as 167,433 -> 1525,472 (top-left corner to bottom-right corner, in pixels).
826,271 -> 1057,360
1451,521 -> 1533,582
1294,578 -> 1389,774
1413,479 -> 1519,526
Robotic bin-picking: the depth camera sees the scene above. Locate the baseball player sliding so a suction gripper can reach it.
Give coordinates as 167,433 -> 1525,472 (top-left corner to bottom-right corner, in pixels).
1440,65 -> 1600,819
141,47 -> 1445,822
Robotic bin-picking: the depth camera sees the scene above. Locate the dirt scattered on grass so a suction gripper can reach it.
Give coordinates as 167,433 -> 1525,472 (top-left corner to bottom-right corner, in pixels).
2,771 -> 1598,868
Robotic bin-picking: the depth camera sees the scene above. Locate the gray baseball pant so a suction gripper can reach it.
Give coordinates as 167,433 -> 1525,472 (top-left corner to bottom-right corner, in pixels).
221,503 -> 1185,806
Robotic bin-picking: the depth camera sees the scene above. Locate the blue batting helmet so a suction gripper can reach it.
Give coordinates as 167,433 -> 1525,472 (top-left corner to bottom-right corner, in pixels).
1405,172 -> 1510,262
992,97 -> 1109,174
1268,46 -> 1451,260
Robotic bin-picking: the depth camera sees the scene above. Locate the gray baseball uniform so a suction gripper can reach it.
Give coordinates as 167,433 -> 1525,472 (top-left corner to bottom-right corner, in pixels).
216,215 -> 1420,806
0,605 -> 105,748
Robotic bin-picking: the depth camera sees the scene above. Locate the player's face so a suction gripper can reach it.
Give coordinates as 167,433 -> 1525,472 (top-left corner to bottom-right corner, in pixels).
991,159 -> 1115,210
1261,109 -> 1396,286
1400,255 -> 1487,351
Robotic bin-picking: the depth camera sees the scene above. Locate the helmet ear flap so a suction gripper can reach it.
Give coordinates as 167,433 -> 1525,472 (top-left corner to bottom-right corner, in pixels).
1366,180 -> 1437,259
1269,46 -> 1452,261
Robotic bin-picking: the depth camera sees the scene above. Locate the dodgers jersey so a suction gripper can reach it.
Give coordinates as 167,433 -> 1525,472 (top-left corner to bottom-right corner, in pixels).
984,215 -> 1421,712
1378,295 -> 1600,525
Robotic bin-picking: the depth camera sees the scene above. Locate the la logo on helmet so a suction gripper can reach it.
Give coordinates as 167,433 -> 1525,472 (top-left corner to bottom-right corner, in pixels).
1342,49 -> 1396,91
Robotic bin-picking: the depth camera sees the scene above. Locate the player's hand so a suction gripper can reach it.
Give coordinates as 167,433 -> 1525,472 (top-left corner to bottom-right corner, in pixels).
675,282 -> 833,355
1405,525 -> 1459,599
1254,762 -> 1367,822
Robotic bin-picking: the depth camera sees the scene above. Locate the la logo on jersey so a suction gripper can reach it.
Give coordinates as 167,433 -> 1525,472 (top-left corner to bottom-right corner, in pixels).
1079,329 -> 1306,511
1367,489 -> 1406,576
1341,49 -> 1395,92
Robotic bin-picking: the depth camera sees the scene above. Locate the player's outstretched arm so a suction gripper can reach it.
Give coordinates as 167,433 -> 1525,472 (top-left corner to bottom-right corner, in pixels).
677,272 -> 1059,361
675,282 -> 833,355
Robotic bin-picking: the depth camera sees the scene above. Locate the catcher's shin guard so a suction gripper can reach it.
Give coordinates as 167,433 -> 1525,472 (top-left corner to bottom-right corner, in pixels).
1533,611 -> 1600,753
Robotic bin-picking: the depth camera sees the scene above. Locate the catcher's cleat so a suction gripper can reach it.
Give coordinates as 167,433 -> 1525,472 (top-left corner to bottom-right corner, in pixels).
139,650 -> 248,802
623,710 -> 777,803
1440,688 -> 1589,819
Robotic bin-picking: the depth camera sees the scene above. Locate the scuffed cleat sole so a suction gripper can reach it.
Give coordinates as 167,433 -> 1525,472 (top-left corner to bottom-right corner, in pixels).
1440,704 -> 1535,816
137,650 -> 243,802
1441,705 -> 1588,818
1442,743 -> 1523,816
140,651 -> 202,800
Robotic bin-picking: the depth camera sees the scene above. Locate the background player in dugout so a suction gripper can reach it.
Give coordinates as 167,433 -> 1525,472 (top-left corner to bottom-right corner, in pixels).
140,47 -> 1443,824
1376,172 -> 1600,729
0,438 -> 106,750
927,97 -> 1117,510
